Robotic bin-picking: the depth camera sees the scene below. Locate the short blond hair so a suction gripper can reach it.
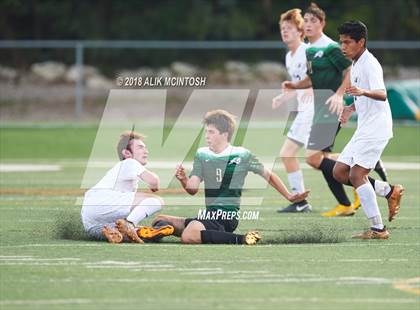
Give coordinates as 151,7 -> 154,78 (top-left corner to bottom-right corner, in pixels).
116,131 -> 145,160
203,110 -> 236,142
280,8 -> 304,39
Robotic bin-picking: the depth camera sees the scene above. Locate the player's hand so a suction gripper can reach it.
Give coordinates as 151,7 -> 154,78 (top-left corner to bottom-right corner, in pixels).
325,93 -> 344,115
301,88 -> 314,106
272,93 -> 286,109
288,190 -> 310,203
339,105 -> 355,125
175,164 -> 187,181
345,86 -> 365,97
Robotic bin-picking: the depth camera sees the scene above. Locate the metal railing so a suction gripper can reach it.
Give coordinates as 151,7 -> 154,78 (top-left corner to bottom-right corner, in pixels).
1,40 -> 419,119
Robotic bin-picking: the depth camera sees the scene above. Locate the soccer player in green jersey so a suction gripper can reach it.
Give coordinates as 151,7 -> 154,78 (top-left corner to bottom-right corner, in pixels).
145,110 -> 309,245
282,3 -> 388,217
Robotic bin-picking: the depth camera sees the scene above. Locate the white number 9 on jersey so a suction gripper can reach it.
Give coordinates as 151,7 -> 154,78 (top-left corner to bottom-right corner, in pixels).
216,168 -> 222,182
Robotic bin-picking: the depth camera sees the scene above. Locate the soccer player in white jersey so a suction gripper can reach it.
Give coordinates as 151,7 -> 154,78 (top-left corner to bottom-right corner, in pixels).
333,21 -> 404,239
282,3 -> 388,217
273,8 -> 314,213
81,131 -> 172,243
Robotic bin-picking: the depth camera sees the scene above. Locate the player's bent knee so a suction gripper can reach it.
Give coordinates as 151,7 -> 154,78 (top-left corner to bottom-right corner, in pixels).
280,148 -> 292,159
181,221 -> 204,244
348,172 -> 364,187
180,229 -> 202,244
305,156 -> 318,168
153,195 -> 164,207
332,166 -> 346,184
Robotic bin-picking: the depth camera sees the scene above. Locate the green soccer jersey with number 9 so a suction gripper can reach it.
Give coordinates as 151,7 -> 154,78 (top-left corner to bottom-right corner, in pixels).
190,145 -> 265,212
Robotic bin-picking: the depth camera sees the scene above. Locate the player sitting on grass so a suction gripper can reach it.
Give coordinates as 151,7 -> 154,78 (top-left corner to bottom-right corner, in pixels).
334,21 -> 404,239
81,131 -> 173,243
142,109 -> 309,245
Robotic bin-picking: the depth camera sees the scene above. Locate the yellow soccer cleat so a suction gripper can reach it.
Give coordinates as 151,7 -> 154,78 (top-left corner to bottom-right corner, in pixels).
353,189 -> 361,210
321,204 -> 355,217
243,231 -> 261,245
137,225 -> 174,241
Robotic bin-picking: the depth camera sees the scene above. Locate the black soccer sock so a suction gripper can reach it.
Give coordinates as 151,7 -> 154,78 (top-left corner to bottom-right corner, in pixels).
201,230 -> 244,244
319,157 -> 351,206
368,176 -> 376,188
345,176 -> 388,196
374,160 -> 388,182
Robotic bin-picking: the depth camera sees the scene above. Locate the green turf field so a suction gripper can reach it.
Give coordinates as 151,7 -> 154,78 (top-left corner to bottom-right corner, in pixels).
0,125 -> 419,310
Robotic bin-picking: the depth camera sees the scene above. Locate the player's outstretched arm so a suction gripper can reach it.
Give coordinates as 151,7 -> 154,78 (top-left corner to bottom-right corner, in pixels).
262,168 -> 309,203
175,164 -> 200,195
140,170 -> 160,192
272,90 -> 297,109
345,86 -> 387,101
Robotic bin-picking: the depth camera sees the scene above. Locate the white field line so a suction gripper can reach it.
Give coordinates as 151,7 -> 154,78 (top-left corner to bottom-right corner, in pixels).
0,257 -> 415,268
0,207 -> 72,211
74,196 -> 264,206
0,257 -> 80,261
0,297 -> 418,306
1,260 -> 414,268
1,277 -> 394,285
0,196 -> 78,201
0,161 -> 419,172
0,164 -> 61,172
1,242 -> 420,249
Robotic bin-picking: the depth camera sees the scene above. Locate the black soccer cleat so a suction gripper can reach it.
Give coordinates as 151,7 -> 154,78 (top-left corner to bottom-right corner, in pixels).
277,200 -> 313,213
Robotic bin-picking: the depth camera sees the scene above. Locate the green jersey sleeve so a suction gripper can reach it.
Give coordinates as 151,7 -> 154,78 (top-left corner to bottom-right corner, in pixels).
247,153 -> 265,176
326,44 -> 351,72
190,153 -> 203,179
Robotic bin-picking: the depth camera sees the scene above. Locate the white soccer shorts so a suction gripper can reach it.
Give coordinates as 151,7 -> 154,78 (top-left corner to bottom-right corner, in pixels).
337,138 -> 389,169
81,189 -> 134,239
287,116 -> 313,147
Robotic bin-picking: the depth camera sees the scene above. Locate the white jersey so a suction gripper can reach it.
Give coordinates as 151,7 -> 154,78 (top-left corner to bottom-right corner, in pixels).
91,158 -> 146,192
81,158 -> 146,232
350,49 -> 393,140
285,42 -> 314,122
285,43 -> 308,83
309,33 -> 334,48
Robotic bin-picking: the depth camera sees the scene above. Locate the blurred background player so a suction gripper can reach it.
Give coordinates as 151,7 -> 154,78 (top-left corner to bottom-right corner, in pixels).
81,131 -> 171,243
334,20 -> 404,239
273,8 -> 314,213
282,3 -> 388,217
145,109 -> 309,245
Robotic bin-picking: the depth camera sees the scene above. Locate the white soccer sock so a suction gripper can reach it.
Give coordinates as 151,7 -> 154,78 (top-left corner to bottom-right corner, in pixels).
126,197 -> 162,225
287,170 -> 305,193
356,183 -> 384,230
370,215 -> 384,230
374,180 -> 391,197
